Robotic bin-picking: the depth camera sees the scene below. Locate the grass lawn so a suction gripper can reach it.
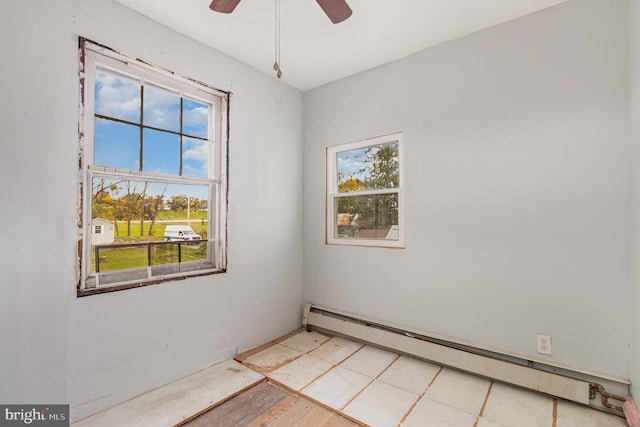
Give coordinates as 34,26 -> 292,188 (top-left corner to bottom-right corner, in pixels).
93,241 -> 207,272
91,215 -> 209,272
113,220 -> 208,240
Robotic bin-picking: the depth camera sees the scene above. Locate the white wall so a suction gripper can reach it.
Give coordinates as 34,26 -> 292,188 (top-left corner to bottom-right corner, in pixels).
630,0 -> 640,399
304,0 -> 630,380
0,0 -> 304,421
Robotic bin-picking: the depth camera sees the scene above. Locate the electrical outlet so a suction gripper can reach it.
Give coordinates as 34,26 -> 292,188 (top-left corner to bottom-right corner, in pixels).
537,334 -> 552,355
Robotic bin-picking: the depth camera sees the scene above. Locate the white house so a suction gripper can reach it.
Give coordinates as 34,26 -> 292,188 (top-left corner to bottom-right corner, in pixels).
91,218 -> 115,245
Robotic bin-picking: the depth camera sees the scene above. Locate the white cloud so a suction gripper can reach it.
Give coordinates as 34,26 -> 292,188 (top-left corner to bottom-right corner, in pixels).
95,71 -> 140,122
183,106 -> 208,131
183,139 -> 207,162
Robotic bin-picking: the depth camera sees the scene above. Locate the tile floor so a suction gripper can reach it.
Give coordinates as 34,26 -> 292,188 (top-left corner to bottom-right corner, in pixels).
241,330 -> 629,427
73,330 -> 630,427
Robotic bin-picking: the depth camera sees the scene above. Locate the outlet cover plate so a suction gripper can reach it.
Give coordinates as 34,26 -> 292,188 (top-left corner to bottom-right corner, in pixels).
537,334 -> 552,355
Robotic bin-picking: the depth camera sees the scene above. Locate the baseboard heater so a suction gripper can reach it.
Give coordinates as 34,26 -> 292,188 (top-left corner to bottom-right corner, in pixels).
302,304 -> 627,416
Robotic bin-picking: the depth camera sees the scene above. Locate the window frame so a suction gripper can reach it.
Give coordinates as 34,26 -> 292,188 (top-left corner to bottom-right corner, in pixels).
326,132 -> 405,248
77,38 -> 229,295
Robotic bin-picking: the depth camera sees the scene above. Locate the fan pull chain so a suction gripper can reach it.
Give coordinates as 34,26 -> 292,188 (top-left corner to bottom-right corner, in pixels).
273,0 -> 282,78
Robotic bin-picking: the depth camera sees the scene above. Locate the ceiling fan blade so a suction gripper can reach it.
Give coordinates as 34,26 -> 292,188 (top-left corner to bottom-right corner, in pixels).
209,0 -> 242,14
316,0 -> 352,24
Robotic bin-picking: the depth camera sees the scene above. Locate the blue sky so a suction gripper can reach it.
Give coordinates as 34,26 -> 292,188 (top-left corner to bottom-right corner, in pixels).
94,69 -> 210,185
337,147 -> 369,183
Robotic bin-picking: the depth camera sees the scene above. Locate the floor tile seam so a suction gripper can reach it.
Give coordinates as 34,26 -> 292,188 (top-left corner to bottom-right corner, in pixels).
475,416 -> 510,427
305,351 -> 346,367
235,329 -> 304,362
397,393 -> 425,426
270,359 -> 336,392
419,394 -> 488,420
340,377 -> 422,426
243,343 -> 305,364
421,365 -> 444,397
335,342 -> 367,365
342,352 -> 401,386
279,333 -> 332,354
172,377 -> 269,427
338,359 -> 396,384
265,378 -> 368,426
86,364 -> 264,426
421,372 -> 494,417
309,341 -> 365,366
138,359 -> 259,399
338,374 -> 378,413
473,380 -> 494,427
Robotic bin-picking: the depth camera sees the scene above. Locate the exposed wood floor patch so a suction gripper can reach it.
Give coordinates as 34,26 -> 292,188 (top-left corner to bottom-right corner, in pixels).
181,380 -> 362,427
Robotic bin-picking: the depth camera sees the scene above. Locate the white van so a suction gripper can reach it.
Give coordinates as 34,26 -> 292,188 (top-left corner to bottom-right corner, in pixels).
164,225 -> 201,242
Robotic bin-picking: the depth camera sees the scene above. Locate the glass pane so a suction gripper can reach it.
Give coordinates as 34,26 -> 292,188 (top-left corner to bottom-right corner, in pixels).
91,177 -> 209,273
143,85 -> 180,132
334,193 -> 399,240
94,118 -> 140,169
183,98 -> 209,138
143,129 -> 179,174
337,141 -> 399,193
93,244 -> 147,273
95,70 -> 141,123
182,137 -> 208,178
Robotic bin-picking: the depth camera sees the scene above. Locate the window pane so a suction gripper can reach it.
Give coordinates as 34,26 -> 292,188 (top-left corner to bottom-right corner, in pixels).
95,70 -> 140,123
143,85 -> 180,132
91,177 -> 210,273
337,141 -> 399,193
94,118 -> 140,169
143,129 -> 179,174
182,137 -> 208,178
183,99 -> 209,138
334,193 -> 399,240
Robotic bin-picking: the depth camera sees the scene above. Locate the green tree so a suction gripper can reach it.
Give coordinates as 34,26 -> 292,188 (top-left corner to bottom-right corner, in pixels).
336,142 -> 399,233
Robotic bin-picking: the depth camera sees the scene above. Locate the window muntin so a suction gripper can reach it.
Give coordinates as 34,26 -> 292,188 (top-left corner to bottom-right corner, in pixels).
326,133 -> 404,248
79,39 -> 228,294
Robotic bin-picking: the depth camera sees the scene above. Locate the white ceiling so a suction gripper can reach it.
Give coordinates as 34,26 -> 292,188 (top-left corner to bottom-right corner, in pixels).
114,0 -> 567,91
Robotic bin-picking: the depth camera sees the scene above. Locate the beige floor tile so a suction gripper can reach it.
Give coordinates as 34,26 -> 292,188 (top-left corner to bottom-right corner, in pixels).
308,336 -> 363,365
301,366 -> 372,410
72,360 -> 263,427
339,345 -> 398,378
243,344 -> 303,372
401,397 -> 478,427
424,368 -> 491,415
268,354 -> 334,390
482,382 -> 554,427
475,418 -> 504,427
378,355 -> 441,395
556,400 -> 628,427
343,380 -> 419,427
278,331 -> 330,353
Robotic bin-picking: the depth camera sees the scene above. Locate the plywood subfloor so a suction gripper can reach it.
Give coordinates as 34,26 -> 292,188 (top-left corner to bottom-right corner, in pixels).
72,360 -> 264,427
181,380 -> 362,427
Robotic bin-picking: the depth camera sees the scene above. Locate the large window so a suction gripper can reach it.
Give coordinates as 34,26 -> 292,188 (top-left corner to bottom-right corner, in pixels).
326,132 -> 404,248
77,39 -> 228,294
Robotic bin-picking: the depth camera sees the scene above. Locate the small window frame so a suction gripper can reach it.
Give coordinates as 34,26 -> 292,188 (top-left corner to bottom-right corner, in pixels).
326,132 -> 405,248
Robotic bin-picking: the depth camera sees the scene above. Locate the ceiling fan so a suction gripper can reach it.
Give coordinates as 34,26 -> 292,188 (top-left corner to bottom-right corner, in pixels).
209,0 -> 353,24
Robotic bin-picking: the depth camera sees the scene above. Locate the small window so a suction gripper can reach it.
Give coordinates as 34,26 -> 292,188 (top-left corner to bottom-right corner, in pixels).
326,132 -> 404,248
78,39 -> 228,295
